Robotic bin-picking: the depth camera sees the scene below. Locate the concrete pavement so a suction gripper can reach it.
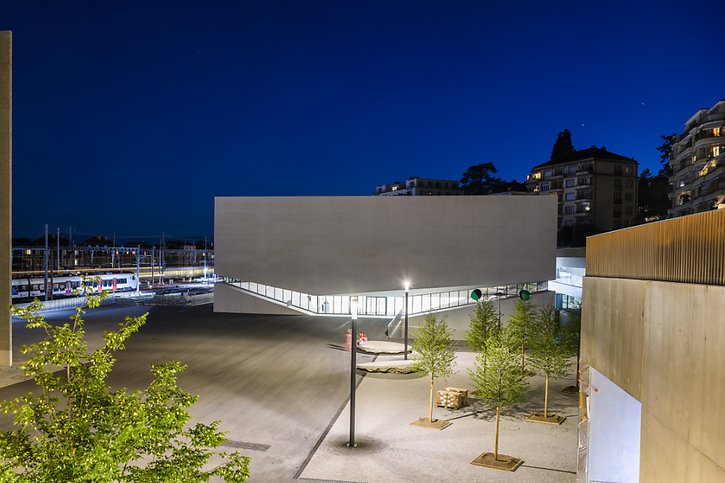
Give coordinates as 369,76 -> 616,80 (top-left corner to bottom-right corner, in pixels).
0,303 -> 579,482
0,303 -> 389,482
300,351 -> 578,483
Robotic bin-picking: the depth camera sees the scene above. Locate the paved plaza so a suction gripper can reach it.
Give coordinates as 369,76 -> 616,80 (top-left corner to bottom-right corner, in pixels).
0,302 -> 579,482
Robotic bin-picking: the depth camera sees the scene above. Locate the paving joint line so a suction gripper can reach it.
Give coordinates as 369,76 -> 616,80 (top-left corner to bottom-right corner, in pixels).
293,353 -> 379,480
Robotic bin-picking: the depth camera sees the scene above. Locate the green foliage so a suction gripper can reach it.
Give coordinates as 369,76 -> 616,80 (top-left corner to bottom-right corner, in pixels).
0,295 -> 250,482
412,314 -> 456,382
469,334 -> 528,410
505,300 -> 536,370
560,304 -> 581,359
529,304 -> 570,380
465,301 -> 499,353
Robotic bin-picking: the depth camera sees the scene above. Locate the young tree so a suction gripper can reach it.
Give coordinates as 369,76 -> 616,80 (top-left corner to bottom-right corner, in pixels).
529,304 -> 570,422
505,300 -> 536,372
412,314 -> 456,425
550,129 -> 575,162
466,300 -> 499,354
470,334 -> 528,468
0,295 -> 250,482
466,300 -> 499,382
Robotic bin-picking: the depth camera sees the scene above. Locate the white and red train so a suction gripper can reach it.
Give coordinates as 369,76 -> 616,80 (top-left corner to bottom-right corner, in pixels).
11,273 -> 139,300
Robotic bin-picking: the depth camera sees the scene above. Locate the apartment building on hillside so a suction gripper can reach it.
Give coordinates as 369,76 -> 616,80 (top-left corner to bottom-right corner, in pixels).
374,177 -> 461,196
668,99 -> 725,217
526,147 -> 638,231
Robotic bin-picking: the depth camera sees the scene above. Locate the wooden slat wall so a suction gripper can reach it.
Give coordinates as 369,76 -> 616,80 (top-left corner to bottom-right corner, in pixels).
586,210 -> 725,286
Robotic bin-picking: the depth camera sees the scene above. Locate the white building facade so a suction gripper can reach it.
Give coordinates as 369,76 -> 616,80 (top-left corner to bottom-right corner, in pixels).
214,196 -> 557,322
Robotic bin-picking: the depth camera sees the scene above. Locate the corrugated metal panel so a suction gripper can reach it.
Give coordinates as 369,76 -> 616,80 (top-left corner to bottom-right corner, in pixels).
586,210 -> 725,286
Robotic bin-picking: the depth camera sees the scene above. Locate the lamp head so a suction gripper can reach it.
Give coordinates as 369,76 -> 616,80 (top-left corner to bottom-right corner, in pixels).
403,280 -> 411,293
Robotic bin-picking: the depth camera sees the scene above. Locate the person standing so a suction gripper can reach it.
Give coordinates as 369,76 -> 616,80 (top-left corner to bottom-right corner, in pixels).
345,328 -> 352,351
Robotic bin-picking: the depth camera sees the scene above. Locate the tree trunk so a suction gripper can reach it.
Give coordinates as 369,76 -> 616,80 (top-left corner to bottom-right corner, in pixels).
521,343 -> 525,372
575,344 -> 581,390
494,405 -> 500,461
429,377 -> 435,423
544,373 -> 549,418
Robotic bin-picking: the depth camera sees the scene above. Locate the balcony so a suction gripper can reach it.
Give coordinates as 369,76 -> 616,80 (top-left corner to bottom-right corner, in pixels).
674,145 -> 692,161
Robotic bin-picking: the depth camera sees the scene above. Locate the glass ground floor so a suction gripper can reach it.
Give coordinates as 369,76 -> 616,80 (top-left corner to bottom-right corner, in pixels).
218,276 -> 548,318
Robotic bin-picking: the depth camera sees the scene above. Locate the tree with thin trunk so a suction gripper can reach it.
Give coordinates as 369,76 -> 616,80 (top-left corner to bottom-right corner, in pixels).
505,300 -> 536,372
465,300 -> 499,376
470,334 -> 528,466
529,304 -> 571,421
412,314 -> 456,424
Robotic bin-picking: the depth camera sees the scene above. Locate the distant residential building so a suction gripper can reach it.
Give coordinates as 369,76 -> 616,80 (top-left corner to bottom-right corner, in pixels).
668,99 -> 725,217
526,147 -> 638,232
374,177 -> 461,196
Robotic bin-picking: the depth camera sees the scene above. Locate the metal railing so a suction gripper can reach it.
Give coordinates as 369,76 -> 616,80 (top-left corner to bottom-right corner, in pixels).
586,209 -> 725,286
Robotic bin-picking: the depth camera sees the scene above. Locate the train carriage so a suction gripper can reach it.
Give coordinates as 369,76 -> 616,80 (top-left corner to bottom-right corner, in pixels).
11,273 -> 138,301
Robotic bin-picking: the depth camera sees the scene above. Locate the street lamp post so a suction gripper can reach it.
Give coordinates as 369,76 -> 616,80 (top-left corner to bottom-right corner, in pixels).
404,281 -> 410,360
349,297 -> 358,448
495,290 -> 505,331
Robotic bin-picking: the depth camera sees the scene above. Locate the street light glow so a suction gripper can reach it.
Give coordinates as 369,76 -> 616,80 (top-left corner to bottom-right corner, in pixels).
404,280 -> 410,292
351,296 -> 358,320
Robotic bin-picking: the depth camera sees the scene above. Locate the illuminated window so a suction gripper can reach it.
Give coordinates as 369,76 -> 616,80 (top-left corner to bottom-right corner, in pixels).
565,178 -> 575,188
565,192 -> 575,201
715,127 -> 721,137
714,146 -> 721,157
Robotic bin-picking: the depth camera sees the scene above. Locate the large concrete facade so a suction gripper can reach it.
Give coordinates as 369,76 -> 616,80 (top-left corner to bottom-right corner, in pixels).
580,211 -> 725,482
0,32 -> 11,366
215,195 -> 556,298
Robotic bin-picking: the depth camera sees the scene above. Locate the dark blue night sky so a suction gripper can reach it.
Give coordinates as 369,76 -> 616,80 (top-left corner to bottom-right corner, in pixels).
2,0 -> 723,242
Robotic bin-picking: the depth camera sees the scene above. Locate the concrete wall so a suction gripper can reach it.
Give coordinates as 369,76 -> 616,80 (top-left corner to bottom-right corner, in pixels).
215,282 -> 302,316
581,277 -> 725,482
215,196 -> 557,295
0,31 -> 11,366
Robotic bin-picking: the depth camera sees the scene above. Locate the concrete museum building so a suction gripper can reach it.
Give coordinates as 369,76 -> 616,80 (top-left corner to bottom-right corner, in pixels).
579,209 -> 725,482
214,196 -> 557,336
